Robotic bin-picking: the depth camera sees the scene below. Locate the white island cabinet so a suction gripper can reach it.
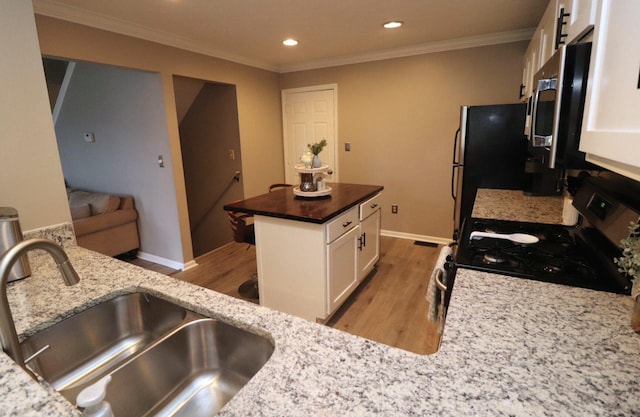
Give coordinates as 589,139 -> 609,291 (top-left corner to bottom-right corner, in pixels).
357,193 -> 382,281
579,0 -> 640,181
225,183 -> 383,322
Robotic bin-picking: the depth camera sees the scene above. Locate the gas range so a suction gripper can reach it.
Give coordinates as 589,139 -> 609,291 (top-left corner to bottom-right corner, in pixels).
455,217 -> 630,294
455,175 -> 640,295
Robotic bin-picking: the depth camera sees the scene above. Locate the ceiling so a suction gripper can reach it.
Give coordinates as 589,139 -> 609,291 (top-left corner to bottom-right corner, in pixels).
33,0 -> 549,73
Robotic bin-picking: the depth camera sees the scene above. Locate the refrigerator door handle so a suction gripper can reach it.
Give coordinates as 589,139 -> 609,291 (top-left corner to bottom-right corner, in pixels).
451,127 -> 463,200
452,128 -> 461,165
451,165 -> 460,200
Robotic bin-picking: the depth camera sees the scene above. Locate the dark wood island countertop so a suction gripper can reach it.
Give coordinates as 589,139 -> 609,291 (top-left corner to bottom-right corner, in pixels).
223,183 -> 383,224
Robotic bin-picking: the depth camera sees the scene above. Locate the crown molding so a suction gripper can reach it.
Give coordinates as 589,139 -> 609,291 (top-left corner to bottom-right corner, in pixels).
277,29 -> 535,73
33,0 -> 533,74
32,0 -> 279,72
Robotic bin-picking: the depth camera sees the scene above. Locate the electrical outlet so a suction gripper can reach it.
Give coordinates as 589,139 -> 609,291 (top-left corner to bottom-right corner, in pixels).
345,142 -> 351,151
391,204 -> 398,214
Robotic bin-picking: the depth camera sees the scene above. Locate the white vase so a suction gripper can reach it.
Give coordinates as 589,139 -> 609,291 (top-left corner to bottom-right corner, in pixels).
311,154 -> 321,168
300,151 -> 313,168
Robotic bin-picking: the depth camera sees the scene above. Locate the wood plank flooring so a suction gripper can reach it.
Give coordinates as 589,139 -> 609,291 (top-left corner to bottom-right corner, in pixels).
133,236 -> 442,355
326,238 -> 441,354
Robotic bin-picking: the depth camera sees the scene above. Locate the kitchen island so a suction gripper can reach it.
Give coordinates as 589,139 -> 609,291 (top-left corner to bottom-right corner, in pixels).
224,183 -> 383,322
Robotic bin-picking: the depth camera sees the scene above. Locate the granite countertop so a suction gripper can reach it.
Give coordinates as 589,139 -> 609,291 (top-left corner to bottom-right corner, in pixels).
2,242 -> 640,416
473,189 -> 564,224
223,183 -> 383,223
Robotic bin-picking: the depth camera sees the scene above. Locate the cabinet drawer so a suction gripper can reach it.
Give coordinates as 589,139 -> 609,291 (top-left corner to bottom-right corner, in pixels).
359,193 -> 382,220
326,207 -> 358,244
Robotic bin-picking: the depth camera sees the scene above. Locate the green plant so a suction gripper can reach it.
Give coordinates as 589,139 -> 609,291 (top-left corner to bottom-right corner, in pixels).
307,139 -> 327,155
615,222 -> 640,281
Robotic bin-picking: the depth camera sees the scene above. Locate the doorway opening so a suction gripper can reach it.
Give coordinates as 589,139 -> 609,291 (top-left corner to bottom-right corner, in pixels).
173,76 -> 244,257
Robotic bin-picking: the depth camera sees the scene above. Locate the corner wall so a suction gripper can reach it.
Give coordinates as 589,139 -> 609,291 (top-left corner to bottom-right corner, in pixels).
0,1 -> 70,231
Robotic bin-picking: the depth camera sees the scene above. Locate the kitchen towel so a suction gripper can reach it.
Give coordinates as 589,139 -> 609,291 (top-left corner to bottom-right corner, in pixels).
426,245 -> 453,323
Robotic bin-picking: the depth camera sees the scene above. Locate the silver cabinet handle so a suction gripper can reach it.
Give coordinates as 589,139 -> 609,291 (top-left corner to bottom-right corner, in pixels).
342,221 -> 352,228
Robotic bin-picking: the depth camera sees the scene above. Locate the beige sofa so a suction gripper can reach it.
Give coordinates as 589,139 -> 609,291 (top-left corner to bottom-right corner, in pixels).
67,187 -> 140,257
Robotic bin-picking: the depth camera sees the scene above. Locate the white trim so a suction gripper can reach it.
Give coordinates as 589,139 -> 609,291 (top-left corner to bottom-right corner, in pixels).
279,29 -> 535,73
33,0 -> 534,73
52,61 -> 75,125
137,251 -> 197,271
281,84 -> 339,184
32,0 -> 278,72
381,229 -> 453,246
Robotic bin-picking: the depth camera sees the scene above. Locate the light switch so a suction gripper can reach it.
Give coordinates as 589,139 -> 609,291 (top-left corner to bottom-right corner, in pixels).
158,155 -> 164,168
345,142 -> 351,151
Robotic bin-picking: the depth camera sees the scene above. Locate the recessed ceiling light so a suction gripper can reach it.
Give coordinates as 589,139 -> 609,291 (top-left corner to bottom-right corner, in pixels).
383,21 -> 403,29
282,38 -> 299,46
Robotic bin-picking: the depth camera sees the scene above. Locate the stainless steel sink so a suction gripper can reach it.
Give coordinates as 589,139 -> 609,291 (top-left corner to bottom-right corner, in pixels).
20,292 -> 274,416
21,293 -> 189,395
106,318 -> 274,417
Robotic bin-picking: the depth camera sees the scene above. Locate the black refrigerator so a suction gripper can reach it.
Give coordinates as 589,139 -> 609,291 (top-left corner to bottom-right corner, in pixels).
452,103 -> 528,239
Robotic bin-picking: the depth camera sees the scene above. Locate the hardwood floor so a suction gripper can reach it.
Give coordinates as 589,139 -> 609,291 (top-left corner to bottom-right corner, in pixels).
326,238 -> 441,354
171,242 -> 260,303
134,236 -> 442,355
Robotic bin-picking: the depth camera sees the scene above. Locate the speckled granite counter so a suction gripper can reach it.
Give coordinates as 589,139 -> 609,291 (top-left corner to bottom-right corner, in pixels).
2,239 -> 639,415
473,189 -> 564,224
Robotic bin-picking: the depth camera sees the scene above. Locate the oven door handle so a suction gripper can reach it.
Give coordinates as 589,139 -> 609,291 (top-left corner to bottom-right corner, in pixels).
434,268 -> 448,335
434,268 -> 447,292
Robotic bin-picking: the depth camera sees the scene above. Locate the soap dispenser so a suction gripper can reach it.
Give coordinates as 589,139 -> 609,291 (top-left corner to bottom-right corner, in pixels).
76,375 -> 114,417
0,207 -> 31,282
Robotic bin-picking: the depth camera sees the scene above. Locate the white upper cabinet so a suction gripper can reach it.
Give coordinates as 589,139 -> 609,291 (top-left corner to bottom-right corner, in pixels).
557,0 -> 597,44
579,0 -> 640,181
521,0 -> 557,102
539,0 -> 559,66
521,29 -> 541,102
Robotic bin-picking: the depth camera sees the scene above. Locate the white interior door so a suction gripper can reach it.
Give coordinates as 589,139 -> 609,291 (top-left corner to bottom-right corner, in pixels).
282,85 -> 338,185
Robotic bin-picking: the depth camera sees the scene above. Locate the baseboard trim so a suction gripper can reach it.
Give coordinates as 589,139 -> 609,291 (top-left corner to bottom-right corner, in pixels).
381,229 -> 453,246
137,251 -> 198,271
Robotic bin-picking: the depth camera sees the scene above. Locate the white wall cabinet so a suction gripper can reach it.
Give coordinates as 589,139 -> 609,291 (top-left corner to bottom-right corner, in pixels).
579,0 -> 640,181
539,0 -> 559,68
521,32 -> 539,102
557,0 -> 597,44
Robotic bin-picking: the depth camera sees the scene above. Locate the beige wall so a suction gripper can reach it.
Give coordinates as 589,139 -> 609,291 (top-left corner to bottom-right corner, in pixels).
35,16 -> 284,263
0,1 -> 71,231
280,42 -> 528,240
33,13 -> 527,248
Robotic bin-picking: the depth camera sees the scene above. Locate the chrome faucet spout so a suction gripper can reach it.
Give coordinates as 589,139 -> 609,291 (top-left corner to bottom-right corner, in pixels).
0,238 -> 80,376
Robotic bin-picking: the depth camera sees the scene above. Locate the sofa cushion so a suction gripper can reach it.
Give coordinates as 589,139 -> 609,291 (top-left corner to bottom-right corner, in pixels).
70,204 -> 91,220
73,209 -> 138,237
68,190 -> 120,215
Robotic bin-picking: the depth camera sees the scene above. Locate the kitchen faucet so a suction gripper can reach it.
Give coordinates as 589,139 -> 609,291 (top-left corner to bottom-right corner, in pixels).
0,238 -> 80,376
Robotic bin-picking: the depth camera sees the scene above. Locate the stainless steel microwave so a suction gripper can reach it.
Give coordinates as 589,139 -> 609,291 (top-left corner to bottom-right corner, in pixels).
530,42 -> 593,169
